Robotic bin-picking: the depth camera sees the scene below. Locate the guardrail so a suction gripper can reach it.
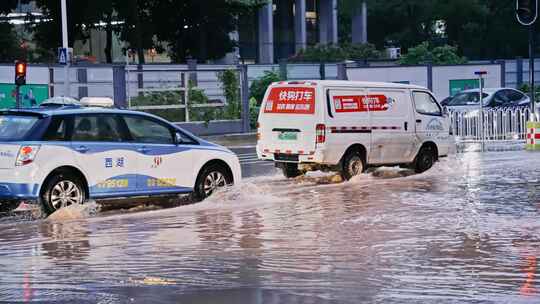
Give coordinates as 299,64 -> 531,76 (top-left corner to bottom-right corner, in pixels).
449,107 -> 532,142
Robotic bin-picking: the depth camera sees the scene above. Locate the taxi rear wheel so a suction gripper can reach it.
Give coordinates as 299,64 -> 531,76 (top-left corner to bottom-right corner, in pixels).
41,172 -> 86,215
192,164 -> 233,202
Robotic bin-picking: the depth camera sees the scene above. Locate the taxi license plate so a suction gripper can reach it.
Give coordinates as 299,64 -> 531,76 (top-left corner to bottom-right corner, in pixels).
278,132 -> 297,140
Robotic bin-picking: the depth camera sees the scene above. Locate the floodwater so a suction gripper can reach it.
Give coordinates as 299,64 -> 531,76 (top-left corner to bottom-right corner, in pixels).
1,151 -> 540,303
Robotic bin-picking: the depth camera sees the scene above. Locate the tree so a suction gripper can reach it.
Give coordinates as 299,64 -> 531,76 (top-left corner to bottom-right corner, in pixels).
399,42 -> 467,65
113,0 -> 155,64
30,0 -> 98,62
148,0 -> 265,62
339,0 -> 532,60
0,0 -> 26,62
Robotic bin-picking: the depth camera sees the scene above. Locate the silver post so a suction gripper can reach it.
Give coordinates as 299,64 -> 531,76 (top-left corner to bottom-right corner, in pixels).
479,74 -> 485,152
61,0 -> 69,97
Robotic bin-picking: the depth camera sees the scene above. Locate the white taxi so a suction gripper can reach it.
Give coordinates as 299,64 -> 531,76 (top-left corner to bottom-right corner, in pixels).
0,98 -> 241,214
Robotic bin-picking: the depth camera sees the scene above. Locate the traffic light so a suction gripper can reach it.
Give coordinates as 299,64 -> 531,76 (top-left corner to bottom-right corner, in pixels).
517,0 -> 538,25
15,60 -> 26,86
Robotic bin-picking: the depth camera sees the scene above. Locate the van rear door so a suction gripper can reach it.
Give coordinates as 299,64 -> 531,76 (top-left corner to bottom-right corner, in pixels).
257,84 -> 320,157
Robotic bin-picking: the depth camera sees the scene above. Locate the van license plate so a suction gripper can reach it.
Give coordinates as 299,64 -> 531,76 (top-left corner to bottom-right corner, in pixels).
278,132 -> 297,140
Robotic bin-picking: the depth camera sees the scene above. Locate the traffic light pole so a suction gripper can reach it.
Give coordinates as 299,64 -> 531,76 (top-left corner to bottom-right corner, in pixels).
61,0 -> 70,97
15,85 -> 20,109
530,24 -> 536,120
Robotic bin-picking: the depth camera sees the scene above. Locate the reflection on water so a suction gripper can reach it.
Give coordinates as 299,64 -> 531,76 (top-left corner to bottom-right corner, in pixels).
1,151 -> 540,303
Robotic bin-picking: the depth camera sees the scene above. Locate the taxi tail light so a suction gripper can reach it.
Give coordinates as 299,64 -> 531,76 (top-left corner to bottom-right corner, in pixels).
15,145 -> 40,166
256,122 -> 261,140
316,124 -> 326,144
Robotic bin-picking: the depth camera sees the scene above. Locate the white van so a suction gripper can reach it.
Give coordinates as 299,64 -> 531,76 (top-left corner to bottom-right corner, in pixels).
256,81 -> 451,179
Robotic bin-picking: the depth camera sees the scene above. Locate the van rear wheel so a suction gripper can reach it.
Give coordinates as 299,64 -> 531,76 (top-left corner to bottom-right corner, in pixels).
341,151 -> 366,180
279,163 -> 302,178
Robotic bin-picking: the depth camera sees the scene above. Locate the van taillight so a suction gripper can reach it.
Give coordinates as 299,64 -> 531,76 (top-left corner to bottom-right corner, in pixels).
256,123 -> 261,140
316,124 -> 326,144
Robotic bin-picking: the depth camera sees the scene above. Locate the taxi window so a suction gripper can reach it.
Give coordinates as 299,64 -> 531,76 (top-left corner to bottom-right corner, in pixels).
0,115 -> 39,141
72,115 -> 124,142
122,115 -> 174,144
43,116 -> 70,141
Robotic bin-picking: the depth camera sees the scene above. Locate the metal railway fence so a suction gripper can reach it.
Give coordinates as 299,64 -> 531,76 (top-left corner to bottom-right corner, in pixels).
448,107 -> 533,143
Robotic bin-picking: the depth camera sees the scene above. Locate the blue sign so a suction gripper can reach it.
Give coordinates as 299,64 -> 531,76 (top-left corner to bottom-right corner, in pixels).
58,48 -> 68,65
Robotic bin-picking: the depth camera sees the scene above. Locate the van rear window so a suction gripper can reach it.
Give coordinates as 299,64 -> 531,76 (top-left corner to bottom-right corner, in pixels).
264,87 -> 315,114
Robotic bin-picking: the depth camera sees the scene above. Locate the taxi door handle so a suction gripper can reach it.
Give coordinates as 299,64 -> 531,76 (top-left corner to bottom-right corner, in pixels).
75,145 -> 89,153
137,146 -> 149,154
416,119 -> 422,123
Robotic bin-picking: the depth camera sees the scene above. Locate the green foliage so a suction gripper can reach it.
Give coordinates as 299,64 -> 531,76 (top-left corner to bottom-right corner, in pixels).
129,81 -> 219,123
289,43 -> 381,62
339,0 -> 529,60
249,71 -> 280,104
249,97 -> 260,130
518,83 -> 540,100
26,0 -> 266,63
218,69 -> 241,120
130,90 -> 186,123
0,23 -> 25,62
399,42 -> 467,65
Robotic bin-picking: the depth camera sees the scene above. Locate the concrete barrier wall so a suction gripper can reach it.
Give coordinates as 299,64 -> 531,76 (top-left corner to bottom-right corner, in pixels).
432,64 -> 501,100
347,66 -> 429,87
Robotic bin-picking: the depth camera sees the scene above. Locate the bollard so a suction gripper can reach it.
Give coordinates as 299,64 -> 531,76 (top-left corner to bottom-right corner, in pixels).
526,121 -> 540,150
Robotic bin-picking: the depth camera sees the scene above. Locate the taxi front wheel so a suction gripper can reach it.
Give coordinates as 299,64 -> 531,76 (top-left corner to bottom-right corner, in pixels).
41,172 -> 86,215
192,164 -> 233,202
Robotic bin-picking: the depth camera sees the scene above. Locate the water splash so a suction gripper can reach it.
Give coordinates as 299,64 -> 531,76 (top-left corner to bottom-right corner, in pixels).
46,200 -> 100,222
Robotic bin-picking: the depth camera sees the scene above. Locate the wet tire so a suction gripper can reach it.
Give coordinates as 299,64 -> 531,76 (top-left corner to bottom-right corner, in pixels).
341,150 -> 366,180
192,164 -> 233,202
40,172 -> 86,215
414,146 -> 436,173
279,162 -> 302,178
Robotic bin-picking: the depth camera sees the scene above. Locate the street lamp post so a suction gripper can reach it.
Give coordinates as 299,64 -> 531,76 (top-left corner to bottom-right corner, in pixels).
60,0 -> 69,97
516,0 -> 538,120
475,71 -> 487,152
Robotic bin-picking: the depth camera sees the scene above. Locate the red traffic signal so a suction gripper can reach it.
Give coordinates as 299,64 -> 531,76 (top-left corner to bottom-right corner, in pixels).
15,60 -> 27,86
517,0 -> 538,25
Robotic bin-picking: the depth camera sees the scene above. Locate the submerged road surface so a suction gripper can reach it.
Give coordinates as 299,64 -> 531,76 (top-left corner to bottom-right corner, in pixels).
1,151 -> 540,303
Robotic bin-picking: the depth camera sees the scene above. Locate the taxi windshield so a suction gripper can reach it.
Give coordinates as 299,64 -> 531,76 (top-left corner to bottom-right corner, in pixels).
0,115 -> 39,141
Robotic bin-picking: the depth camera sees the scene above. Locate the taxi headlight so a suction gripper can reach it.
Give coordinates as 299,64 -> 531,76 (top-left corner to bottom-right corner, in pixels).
15,145 -> 40,166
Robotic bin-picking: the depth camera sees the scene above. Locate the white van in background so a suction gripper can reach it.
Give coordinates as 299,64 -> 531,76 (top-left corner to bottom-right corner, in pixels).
256,81 -> 451,179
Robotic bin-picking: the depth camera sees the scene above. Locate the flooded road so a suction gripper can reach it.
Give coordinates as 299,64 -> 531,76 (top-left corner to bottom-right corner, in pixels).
1,150 -> 540,303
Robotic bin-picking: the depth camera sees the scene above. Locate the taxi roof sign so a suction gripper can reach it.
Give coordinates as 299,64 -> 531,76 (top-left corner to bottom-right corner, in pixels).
80,97 -> 114,107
